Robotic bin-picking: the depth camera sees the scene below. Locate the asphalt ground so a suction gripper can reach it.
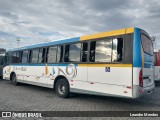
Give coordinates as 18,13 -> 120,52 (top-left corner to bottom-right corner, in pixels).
0,79 -> 160,120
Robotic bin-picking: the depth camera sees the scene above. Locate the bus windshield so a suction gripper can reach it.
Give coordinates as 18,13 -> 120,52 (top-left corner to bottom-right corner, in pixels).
141,34 -> 153,55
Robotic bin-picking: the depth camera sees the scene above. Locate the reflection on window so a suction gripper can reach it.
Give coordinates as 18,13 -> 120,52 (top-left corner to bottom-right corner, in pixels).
47,46 -> 57,63
141,34 -> 153,55
57,46 -> 63,62
16,52 -> 20,63
95,39 -> 112,62
112,38 -> 123,62
81,43 -> 88,62
90,39 -> 112,62
12,52 -> 17,63
22,50 -> 28,63
31,49 -> 39,63
4,52 -> 12,65
65,43 -> 81,62
38,48 -> 46,63
90,41 -> 96,62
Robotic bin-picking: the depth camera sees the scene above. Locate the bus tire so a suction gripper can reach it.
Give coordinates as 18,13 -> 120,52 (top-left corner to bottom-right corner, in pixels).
11,73 -> 19,86
55,78 -> 69,98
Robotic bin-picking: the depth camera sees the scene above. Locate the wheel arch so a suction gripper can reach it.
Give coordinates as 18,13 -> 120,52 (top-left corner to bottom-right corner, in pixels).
53,75 -> 69,90
10,71 -> 16,81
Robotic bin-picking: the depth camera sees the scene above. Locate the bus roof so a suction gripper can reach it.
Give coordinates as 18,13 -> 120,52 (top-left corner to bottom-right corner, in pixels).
8,27 -> 137,52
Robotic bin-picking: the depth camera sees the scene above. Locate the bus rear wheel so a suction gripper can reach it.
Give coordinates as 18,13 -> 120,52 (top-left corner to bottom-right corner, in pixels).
55,79 -> 69,98
11,74 -> 19,86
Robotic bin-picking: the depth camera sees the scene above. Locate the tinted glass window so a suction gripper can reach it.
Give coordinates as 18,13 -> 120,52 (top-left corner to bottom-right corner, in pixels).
141,34 -> 153,55
12,51 -> 21,63
0,56 -> 4,65
12,52 -> 17,63
22,50 -> 28,63
57,46 -> 63,62
64,43 -> 81,62
38,48 -> 46,63
31,49 -> 39,63
90,39 -> 112,62
28,50 -> 32,63
19,51 -> 22,63
81,42 -> 88,62
47,46 -> 57,63
123,34 -> 133,63
96,39 -> 112,62
90,41 -> 96,62
64,45 -> 69,62
16,52 -> 21,63
112,38 -> 123,62
4,54 -> 7,65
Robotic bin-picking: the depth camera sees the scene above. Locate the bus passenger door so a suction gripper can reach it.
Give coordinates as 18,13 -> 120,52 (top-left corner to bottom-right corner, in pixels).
74,42 -> 88,90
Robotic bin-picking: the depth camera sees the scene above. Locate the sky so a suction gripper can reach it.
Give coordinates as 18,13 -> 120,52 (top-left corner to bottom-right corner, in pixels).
0,0 -> 160,50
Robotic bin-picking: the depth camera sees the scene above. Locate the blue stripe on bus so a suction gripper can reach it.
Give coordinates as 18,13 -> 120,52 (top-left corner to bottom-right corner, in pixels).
144,53 -> 153,68
133,28 -> 142,67
144,53 -> 153,63
144,63 -> 152,68
11,64 -> 78,67
9,37 -> 80,51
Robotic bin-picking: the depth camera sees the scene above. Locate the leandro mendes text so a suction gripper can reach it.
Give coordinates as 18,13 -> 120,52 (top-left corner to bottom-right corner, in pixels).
130,112 -> 158,117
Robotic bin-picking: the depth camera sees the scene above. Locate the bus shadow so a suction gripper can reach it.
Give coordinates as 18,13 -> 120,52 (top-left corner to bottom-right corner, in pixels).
17,82 -> 54,92
72,93 -> 160,108
69,89 -> 160,108
8,81 -> 160,107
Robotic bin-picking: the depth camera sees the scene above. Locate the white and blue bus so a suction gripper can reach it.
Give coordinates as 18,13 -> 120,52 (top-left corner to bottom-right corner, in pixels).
3,27 -> 154,98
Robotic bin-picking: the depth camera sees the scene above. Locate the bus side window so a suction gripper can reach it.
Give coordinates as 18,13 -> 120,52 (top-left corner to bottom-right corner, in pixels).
70,43 -> 81,62
81,42 -> 88,62
19,51 -> 22,63
31,49 -> 39,63
38,48 -> 46,63
90,41 -> 96,62
96,39 -> 112,62
8,52 -> 12,65
47,46 -> 57,63
64,45 -> 69,62
57,46 -> 63,62
6,52 -> 12,65
28,50 -> 32,63
112,38 -> 123,62
12,52 -> 17,63
21,50 -> 29,63
16,51 -> 20,63
64,43 -> 81,62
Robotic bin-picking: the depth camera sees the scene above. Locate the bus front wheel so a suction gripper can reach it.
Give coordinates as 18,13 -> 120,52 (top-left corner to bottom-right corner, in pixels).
11,74 -> 19,86
55,79 -> 69,98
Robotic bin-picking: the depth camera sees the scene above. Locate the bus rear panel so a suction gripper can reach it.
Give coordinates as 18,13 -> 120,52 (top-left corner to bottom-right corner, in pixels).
133,28 -> 154,98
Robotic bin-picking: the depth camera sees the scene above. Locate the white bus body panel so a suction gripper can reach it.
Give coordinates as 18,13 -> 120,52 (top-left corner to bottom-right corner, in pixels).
3,64 -> 133,98
87,66 -> 132,97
